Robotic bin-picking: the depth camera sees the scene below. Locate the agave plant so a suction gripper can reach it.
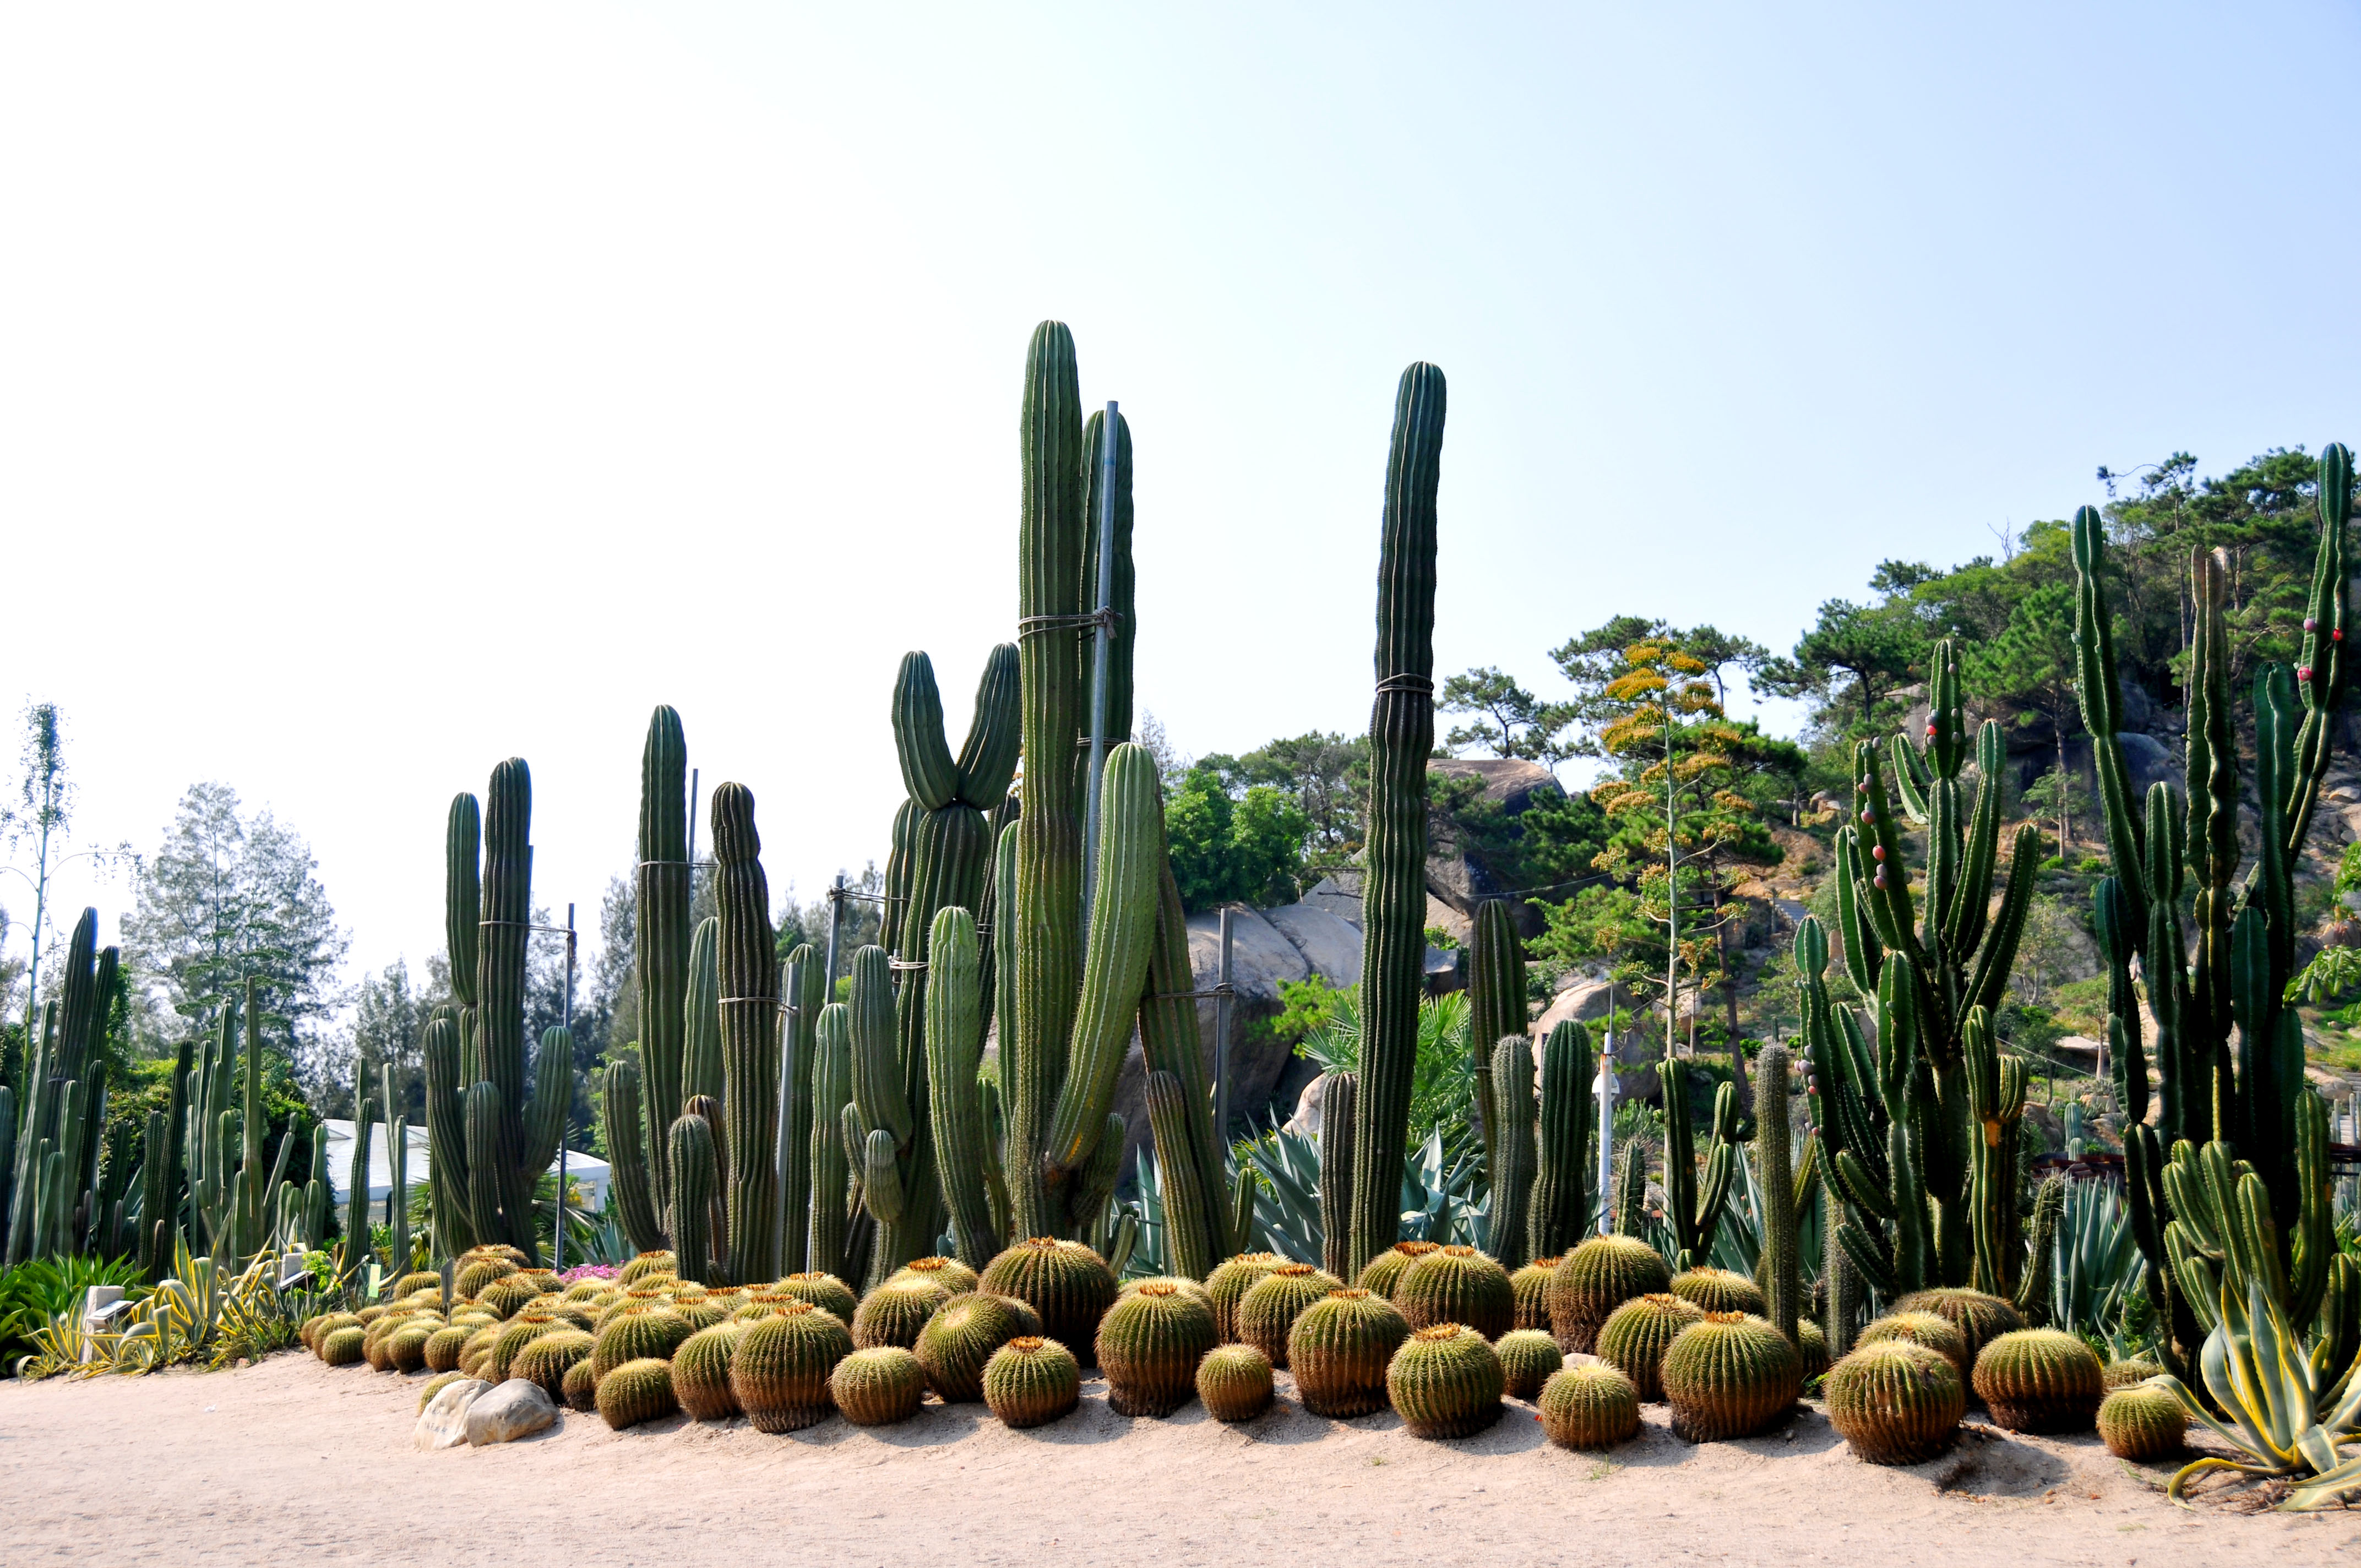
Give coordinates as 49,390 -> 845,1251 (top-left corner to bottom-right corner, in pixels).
17,1238 -> 317,1378
1227,1120 -> 1489,1267
2156,1280 -> 2361,1509
2051,1177 -> 2140,1338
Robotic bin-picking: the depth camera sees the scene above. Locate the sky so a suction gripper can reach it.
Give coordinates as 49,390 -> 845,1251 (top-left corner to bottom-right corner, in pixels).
3,2 -> 2358,1009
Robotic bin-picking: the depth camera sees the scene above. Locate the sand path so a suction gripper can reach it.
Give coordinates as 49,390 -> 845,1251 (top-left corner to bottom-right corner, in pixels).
3,1353 -> 2355,1566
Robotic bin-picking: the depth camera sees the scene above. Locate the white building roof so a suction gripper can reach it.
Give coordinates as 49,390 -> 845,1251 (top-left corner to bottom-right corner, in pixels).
320,1119 -> 610,1210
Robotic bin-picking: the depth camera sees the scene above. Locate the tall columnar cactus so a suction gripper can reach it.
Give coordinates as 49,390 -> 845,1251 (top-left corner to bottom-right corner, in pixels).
5,912 -> 119,1265
1832,638 -> 2040,1285
926,907 -> 996,1266
1467,899 -> 1522,1177
1527,1021 -> 1595,1260
1488,1036 -> 1536,1271
806,1003 -> 854,1277
1346,361 -> 1446,1281
1659,1061 -> 1738,1273
601,1058 -> 663,1253
2072,451 -> 2352,1371
1315,1071 -> 1358,1284
1138,858 -> 1242,1275
711,782 -> 781,1284
779,941 -> 823,1282
636,707 -> 692,1226
429,761 -> 574,1263
1756,1044 -> 1798,1346
683,918 -> 723,1106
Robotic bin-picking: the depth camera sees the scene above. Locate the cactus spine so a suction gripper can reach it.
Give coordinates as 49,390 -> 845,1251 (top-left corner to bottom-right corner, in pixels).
1346,361 -> 1446,1281
1527,1021 -> 1595,1261
2072,451 -> 2351,1372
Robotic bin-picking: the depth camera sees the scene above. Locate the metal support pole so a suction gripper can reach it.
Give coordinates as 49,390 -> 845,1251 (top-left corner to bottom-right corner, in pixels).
687,767 -> 701,913
774,969 -> 798,1271
1665,726 -> 1678,1061
554,902 -> 575,1271
1216,908 -> 1234,1144
1082,400 -> 1120,939
1598,989 -> 1618,1237
824,873 -> 847,995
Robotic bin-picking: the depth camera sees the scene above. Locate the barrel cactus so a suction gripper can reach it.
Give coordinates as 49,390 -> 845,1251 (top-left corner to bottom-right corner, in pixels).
513,1329 -> 595,1401
562,1357 -> 599,1412
1857,1311 -> 1971,1380
730,1302 -> 853,1433
1510,1257 -> 1559,1333
833,1346 -> 927,1427
455,1259 -> 516,1298
1119,1275 -> 1212,1304
1548,1236 -> 1671,1353
1236,1263 -> 1343,1368
388,1324 -> 436,1374
670,1324 -> 743,1420
1894,1288 -> 2022,1370
2103,1355 -> 2166,1391
892,1255 -> 980,1295
1495,1329 -> 1563,1401
1356,1240 -> 1440,1300
478,1277 -> 543,1320
2097,1384 -> 2185,1461
591,1306 -> 693,1380
417,1371 -> 465,1412
852,1277 -> 953,1349
978,1238 -> 1119,1360
423,1325 -> 471,1374
915,1291 -> 1033,1403
320,1326 -> 366,1366
597,1357 -> 680,1430
1196,1343 -> 1274,1423
619,1250 -> 677,1284
1096,1282 -> 1217,1417
1537,1364 -> 1641,1450
488,1317 -> 558,1382
1207,1252 -> 1287,1340
1669,1267 -> 1766,1317
775,1272 -> 860,1322
1824,1341 -> 1964,1465
1796,1317 -> 1829,1384
1971,1329 -> 2103,1434
1287,1288 -> 1410,1418
982,1336 -> 1081,1429
394,1269 -> 444,1298
1661,1313 -> 1801,1442
1595,1293 -> 1706,1402
1387,1324 -> 1505,1439
1395,1245 -> 1514,1340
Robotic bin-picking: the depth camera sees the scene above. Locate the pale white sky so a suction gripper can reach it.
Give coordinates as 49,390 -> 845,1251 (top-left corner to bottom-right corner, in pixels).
3,3 -> 2356,1004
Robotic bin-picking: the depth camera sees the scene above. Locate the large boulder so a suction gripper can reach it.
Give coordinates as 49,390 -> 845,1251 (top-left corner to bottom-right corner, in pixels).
1426,757 -> 1565,938
1532,976 -> 1635,1038
464,1378 -> 559,1446
414,1378 -> 491,1452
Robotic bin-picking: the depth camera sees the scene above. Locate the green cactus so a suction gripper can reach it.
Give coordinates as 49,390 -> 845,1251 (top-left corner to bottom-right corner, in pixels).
1596,1292 -> 1706,1402
1096,1280 -> 1217,1417
1661,1313 -> 1801,1442
806,1003 -> 853,1277
1756,1043 -> 1799,1347
1287,1287 -> 1410,1418
1547,1234 -> 1672,1354
777,941 -> 822,1293
1537,1364 -> 1640,1449
1669,1267 -> 1765,1317
561,1356 -> 599,1412
1236,1262 -> 1343,1369
1355,1239 -> 1438,1301
1395,1245 -> 1515,1340
1138,862 -> 1241,1274
982,1335 -> 1081,1428
635,709 -> 692,1227
730,1301 -> 851,1433
1495,1328 -> 1563,1400
422,1325 -> 470,1373
669,1323 -> 742,1420
1892,1287 -> 2021,1369
977,1236 -> 1118,1358
706,782 -> 782,1285
914,1290 -> 1031,1403
666,1112 -> 717,1285
851,1276 -> 950,1349
775,1271 -> 858,1320
683,917 -> 722,1106
1388,1324 -> 1504,1439
1346,362 -> 1448,1282
1856,1310 -> 1971,1380
1528,1022 -> 1595,1261
514,1328 -> 595,1401
1487,1036 -> 1536,1273
2072,453 -> 2352,1374
832,1345 -> 926,1426
1825,1341 -> 1963,1464
1195,1343 -> 1274,1423
1971,1327 -> 2103,1434
1309,1072 -> 1358,1283
319,1325 -> 366,1366
2097,1384 -> 2185,1461
925,907 -> 995,1267
341,1054 -> 376,1287
597,1356 -> 680,1429
1613,1139 -> 1647,1238
1660,1064 -> 1739,1273
1467,899 -> 1522,1183
891,1254 -> 979,1295
1207,1251 -> 1287,1342
1510,1257 -> 1559,1333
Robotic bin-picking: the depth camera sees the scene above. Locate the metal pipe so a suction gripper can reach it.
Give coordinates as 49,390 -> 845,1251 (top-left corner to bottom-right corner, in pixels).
1216,908 -> 1234,1144
554,902 -> 574,1271
1082,400 -> 1119,938
1598,988 -> 1618,1235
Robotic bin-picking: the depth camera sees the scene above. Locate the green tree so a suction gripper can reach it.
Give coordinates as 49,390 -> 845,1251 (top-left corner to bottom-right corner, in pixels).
1963,582 -> 2081,846
1166,764 -> 1312,912
1437,666 -> 1579,764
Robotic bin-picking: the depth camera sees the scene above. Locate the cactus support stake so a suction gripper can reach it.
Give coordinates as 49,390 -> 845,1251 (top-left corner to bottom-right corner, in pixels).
1082,400 -> 1120,940
1216,908 -> 1234,1146
553,901 -> 576,1270
1597,1011 -> 1618,1237
825,873 -> 847,992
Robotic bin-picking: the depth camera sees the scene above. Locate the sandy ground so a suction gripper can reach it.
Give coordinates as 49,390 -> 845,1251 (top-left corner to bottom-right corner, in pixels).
3,1353 -> 2358,1567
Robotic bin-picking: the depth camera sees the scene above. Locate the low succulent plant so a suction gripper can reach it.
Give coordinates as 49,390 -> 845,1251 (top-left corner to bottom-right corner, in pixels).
978,1239 -> 1118,1362
2097,1384 -> 2185,1461
852,1277 -> 953,1350
1661,1313 -> 1800,1442
1356,1240 -> 1443,1300
1206,1253 -> 1287,1341
591,1306 -> 694,1380
1547,1237 -> 1671,1354
982,1336 -> 1081,1429
1097,1282 -> 1218,1417
1537,1364 -> 1641,1449
1196,1344 -> 1274,1423
2103,1356 -> 2166,1391
1794,1318 -> 1829,1384
891,1256 -> 980,1295
730,1302 -> 853,1433
422,1325 -> 472,1374
387,1324 -> 436,1374
774,1271 -> 860,1322
320,1326 -> 366,1366
1237,1264 -> 1343,1369
489,1317 -> 561,1382
1857,1311 -> 1971,1381
671,1324 -> 743,1420
1388,1324 -> 1505,1439
1894,1288 -> 2022,1371
1824,1341 -> 1963,1464
915,1292 -> 1033,1403
1669,1267 -> 1766,1317
618,1250 -> 678,1284
513,1329 -> 595,1400
562,1357 -> 599,1412
1288,1288 -> 1410,1418
1495,1329 -> 1563,1401
1510,1257 -> 1560,1333
417,1371 -> 465,1412
1971,1329 -> 2102,1434
1395,1246 -> 1515,1340
833,1346 -> 926,1426
1595,1293 -> 1706,1402
597,1357 -> 680,1430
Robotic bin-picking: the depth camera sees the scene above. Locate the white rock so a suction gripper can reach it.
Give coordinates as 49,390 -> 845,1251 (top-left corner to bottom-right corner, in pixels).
414,1378 -> 491,1451
464,1378 -> 559,1446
